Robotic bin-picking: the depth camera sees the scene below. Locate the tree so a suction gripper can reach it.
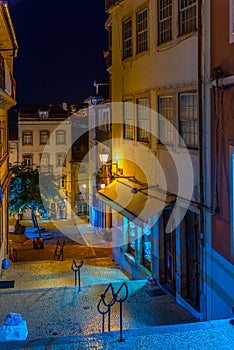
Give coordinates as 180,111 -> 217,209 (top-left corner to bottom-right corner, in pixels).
9,163 -> 62,216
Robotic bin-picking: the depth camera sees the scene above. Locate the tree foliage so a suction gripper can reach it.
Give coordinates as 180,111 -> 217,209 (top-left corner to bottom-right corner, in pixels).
9,163 -> 62,215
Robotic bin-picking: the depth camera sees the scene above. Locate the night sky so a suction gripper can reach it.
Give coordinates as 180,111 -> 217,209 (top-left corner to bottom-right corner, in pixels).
8,0 -> 108,105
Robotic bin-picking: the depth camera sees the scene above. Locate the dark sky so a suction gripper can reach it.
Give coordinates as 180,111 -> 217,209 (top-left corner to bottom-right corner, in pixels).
8,0 -> 108,105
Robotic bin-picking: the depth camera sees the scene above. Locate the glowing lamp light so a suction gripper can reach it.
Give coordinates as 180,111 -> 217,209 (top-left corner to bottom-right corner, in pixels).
99,154 -> 109,163
100,183 -> 106,189
82,184 -> 87,189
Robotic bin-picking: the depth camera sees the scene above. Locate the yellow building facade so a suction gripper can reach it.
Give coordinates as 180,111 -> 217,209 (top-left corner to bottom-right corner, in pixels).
0,1 -> 18,273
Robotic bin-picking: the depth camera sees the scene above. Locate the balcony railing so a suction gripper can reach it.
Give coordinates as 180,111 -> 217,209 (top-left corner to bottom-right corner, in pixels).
105,0 -> 124,11
0,54 -> 16,100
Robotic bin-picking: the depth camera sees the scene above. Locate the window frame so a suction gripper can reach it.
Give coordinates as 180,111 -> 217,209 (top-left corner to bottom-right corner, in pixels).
56,130 -> 66,145
136,7 -> 148,54
122,17 -> 133,59
22,130 -> 33,146
123,101 -> 134,140
137,98 -> 150,142
158,95 -> 174,145
56,152 -> 66,167
179,92 -> 198,148
158,0 -> 173,45
22,154 -> 33,167
178,0 -> 197,36
40,130 -> 50,145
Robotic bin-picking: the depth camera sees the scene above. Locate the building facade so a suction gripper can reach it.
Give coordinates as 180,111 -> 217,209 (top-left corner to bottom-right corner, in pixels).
101,0 -> 205,320
17,105 -> 72,219
208,0 -> 234,319
101,0 -> 234,321
0,1 -> 18,273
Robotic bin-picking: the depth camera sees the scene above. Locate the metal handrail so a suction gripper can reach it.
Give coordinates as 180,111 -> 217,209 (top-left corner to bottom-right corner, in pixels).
97,282 -> 128,342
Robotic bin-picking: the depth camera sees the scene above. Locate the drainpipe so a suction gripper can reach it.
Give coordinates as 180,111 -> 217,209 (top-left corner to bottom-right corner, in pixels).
199,0 -> 212,321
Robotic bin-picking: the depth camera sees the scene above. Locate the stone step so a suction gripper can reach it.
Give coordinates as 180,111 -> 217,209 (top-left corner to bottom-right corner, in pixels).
1,319 -> 233,350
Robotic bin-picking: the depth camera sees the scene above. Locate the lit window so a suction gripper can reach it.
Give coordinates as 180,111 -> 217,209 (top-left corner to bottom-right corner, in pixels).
123,101 -> 134,140
136,8 -> 148,53
123,18 -> 132,59
158,96 -> 174,144
179,0 -> 196,36
22,131 -> 33,145
137,98 -> 149,142
128,221 -> 137,257
142,223 -> 151,270
179,92 -> 198,148
40,130 -> 49,145
56,153 -> 66,167
158,0 -> 172,44
22,154 -> 33,167
56,130 -> 66,145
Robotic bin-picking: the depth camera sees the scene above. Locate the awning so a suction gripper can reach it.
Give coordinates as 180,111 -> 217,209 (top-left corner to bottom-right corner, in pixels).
97,179 -> 174,226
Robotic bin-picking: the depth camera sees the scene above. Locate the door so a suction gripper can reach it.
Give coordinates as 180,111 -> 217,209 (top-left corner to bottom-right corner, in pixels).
163,210 -> 176,292
185,211 -> 200,310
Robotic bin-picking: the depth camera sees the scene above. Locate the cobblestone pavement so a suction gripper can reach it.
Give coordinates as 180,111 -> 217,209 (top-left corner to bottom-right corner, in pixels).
0,258 -> 198,341
2,219 -> 233,349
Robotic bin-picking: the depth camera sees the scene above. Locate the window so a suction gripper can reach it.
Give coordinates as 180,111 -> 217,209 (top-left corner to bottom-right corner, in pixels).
123,101 -> 134,139
38,110 -> 49,120
158,96 -> 174,144
61,175 -> 67,189
56,153 -> 66,167
137,98 -> 149,142
179,0 -> 196,36
128,221 -> 137,257
22,131 -> 33,145
40,153 -> 50,166
158,0 -> 172,44
56,130 -> 66,145
142,224 -> 152,270
98,109 -> 110,132
40,130 -> 49,145
22,154 -> 33,167
79,164 -> 87,173
136,8 -> 148,53
230,0 -> 234,43
179,92 -> 198,148
123,18 -> 132,59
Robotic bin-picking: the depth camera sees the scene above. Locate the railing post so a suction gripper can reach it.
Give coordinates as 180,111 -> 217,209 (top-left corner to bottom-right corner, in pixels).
71,259 -> 84,291
97,282 -> 128,341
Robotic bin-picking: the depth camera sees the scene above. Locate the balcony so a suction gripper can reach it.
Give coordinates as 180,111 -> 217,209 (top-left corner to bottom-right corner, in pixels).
105,0 -> 124,11
0,54 -> 16,100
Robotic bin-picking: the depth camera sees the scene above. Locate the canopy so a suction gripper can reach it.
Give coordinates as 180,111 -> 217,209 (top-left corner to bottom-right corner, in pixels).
97,178 -> 174,226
